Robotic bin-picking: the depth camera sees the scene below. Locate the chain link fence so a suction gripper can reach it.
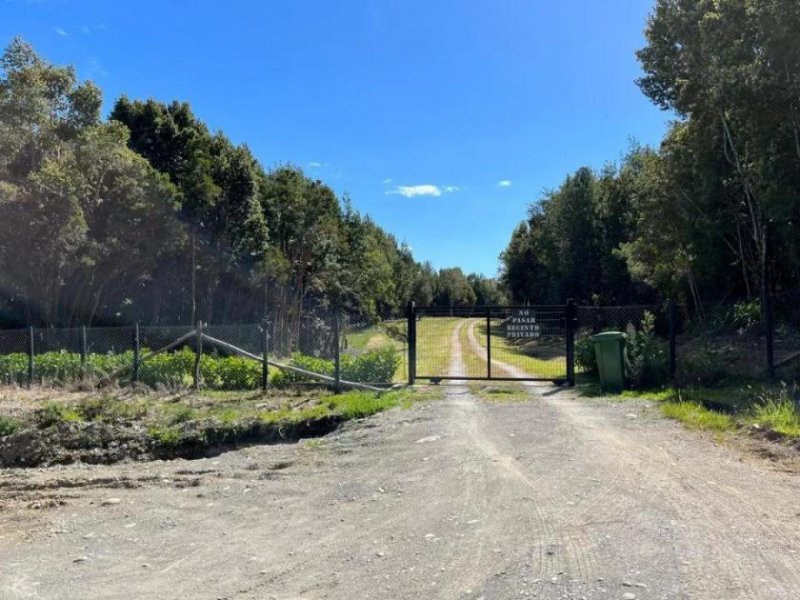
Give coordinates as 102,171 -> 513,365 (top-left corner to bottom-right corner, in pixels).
0,310 -> 405,391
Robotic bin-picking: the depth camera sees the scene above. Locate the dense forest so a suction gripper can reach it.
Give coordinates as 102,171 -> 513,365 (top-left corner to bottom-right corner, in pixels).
0,38 -> 503,328
500,0 -> 800,314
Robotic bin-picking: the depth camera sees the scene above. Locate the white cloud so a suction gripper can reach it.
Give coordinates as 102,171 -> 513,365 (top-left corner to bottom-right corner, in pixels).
55,27 -> 68,36
386,184 -> 459,198
381,178 -> 393,184
498,180 -> 512,187
308,161 -> 323,168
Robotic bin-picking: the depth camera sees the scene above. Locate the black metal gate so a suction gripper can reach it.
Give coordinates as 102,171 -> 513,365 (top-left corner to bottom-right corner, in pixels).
406,302 -> 575,385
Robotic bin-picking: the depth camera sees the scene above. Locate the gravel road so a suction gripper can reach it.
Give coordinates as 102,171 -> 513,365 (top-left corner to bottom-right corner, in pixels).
3,325 -> 800,599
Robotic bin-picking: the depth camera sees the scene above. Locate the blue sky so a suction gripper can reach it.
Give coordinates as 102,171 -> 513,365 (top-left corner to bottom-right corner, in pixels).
2,0 -> 669,277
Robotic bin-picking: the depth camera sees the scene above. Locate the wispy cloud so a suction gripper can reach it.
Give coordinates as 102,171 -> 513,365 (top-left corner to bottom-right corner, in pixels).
498,180 -> 512,187
308,161 -> 323,168
85,57 -> 109,78
55,27 -> 68,36
80,23 -> 106,34
386,184 -> 459,198
381,178 -> 393,185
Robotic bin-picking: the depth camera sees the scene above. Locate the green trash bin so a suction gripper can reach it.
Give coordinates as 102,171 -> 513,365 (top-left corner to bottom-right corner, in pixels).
591,331 -> 626,392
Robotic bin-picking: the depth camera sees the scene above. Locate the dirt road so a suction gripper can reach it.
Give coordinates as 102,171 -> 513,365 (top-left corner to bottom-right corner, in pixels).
3,327 -> 800,598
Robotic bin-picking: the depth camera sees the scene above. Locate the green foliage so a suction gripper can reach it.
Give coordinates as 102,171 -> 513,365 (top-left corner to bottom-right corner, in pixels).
0,416 -> 21,437
750,395 -> 800,438
286,346 -> 400,385
575,335 -> 597,374
1,38 -> 497,331
382,322 -> 408,344
661,401 -> 735,432
35,402 -> 83,428
624,311 -> 669,389
147,425 -> 182,447
732,301 -> 761,331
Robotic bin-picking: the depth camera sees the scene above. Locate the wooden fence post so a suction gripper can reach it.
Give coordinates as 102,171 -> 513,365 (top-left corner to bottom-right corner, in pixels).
132,324 -> 140,384
27,326 -> 34,388
193,321 -> 203,390
261,320 -> 269,393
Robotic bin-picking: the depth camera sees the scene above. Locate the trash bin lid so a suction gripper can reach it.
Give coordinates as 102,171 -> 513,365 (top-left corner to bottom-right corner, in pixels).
590,331 -> 626,342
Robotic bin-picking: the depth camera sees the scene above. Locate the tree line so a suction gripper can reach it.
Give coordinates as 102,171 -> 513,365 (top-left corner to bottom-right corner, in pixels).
0,38 -> 503,329
500,0 -> 800,315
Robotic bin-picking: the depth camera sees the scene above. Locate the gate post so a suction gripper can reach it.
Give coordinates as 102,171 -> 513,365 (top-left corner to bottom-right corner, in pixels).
486,307 -> 492,379
565,299 -> 576,386
132,323 -> 140,384
333,305 -> 341,393
407,301 -> 416,385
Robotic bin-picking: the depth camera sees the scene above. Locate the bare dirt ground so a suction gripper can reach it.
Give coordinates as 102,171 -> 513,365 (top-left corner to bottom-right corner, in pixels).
3,325 -> 800,598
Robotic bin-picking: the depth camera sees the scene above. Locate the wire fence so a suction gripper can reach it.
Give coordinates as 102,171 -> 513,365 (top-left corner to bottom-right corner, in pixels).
0,309 -> 406,390
2,293 -> 797,392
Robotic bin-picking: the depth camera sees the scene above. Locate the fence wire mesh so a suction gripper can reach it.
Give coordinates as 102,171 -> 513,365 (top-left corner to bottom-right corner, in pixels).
413,306 -> 568,382
0,311 -> 404,390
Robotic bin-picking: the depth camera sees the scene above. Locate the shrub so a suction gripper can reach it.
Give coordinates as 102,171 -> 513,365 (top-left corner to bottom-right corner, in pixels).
625,311 -> 669,389
341,346 -> 400,382
35,402 -> 82,427
284,346 -> 400,385
575,334 -> 597,373
732,300 -> 761,330
0,416 -> 21,437
213,356 -> 261,389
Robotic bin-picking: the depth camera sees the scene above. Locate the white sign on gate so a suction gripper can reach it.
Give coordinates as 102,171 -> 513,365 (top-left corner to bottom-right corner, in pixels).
506,308 -> 541,339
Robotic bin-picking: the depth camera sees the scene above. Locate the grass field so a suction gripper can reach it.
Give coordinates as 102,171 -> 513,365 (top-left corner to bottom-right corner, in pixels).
344,320 -> 408,383
472,320 -> 567,380
345,316 -> 569,382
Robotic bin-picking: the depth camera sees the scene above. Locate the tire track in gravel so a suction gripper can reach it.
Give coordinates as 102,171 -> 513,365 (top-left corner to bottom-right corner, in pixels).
445,319 -> 596,584
459,318 -> 800,598
460,318 -> 601,581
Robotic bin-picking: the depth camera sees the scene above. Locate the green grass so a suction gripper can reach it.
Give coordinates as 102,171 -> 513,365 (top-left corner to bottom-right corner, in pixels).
661,401 -> 735,432
0,415 -> 21,437
459,319 -> 490,377
344,320 -> 408,383
473,320 -> 567,380
749,399 -> 800,437
415,317 -> 462,379
469,383 -> 531,403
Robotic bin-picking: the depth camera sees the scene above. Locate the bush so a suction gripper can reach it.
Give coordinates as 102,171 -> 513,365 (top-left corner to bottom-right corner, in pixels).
575,334 -> 597,373
625,311 -> 669,389
285,346 -> 400,385
0,344 -> 400,390
0,416 -> 21,437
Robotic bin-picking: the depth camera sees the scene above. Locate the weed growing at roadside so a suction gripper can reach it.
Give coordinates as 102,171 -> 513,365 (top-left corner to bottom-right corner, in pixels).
0,415 -> 21,437
750,399 -> 800,437
661,401 -> 734,432
36,402 -> 83,427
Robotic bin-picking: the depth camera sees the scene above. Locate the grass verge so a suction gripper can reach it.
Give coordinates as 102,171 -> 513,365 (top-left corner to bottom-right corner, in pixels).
660,401 -> 735,432
468,383 -> 531,403
0,386 -> 441,467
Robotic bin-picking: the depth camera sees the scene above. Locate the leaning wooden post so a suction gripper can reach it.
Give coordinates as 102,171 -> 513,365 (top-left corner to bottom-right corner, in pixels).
193,321 -> 203,390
